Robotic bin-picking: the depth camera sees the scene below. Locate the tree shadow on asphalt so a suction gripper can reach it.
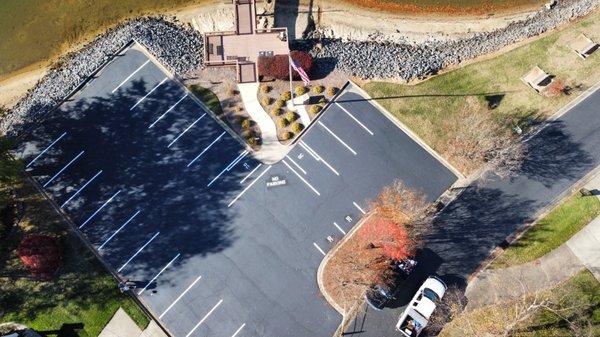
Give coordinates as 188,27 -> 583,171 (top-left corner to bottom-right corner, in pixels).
10,78 -> 250,285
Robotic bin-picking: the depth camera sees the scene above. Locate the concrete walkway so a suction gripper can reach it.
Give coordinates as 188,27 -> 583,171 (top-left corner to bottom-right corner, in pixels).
465,176 -> 600,309
99,308 -> 167,337
287,93 -> 311,127
238,82 -> 289,163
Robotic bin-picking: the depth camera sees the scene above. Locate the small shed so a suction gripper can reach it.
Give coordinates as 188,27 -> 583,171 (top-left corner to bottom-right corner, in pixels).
521,66 -> 552,93
569,33 -> 598,59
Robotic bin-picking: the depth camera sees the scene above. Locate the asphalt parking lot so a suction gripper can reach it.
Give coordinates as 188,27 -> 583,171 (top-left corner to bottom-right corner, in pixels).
14,42 -> 458,337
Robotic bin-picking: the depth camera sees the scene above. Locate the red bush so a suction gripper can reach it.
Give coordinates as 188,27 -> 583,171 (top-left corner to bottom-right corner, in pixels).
18,234 -> 61,280
258,50 -> 313,81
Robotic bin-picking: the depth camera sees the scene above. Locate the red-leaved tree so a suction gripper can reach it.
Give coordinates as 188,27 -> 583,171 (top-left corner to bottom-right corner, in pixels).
18,234 -> 61,280
258,50 -> 313,81
360,217 -> 415,261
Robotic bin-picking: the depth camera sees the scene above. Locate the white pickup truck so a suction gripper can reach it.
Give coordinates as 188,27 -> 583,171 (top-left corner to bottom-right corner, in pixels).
395,276 -> 447,337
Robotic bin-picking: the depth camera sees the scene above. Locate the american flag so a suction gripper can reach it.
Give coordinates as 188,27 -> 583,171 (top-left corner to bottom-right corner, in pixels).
290,58 -> 310,86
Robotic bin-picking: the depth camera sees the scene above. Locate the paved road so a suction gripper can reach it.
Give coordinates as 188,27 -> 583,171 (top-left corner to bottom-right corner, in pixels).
344,85 -> 600,336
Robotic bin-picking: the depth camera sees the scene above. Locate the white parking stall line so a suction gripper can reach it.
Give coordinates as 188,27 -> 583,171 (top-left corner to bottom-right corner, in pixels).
318,121 -> 357,155
285,155 -> 307,175
299,141 -> 340,176
159,275 -> 203,318
353,201 -> 366,215
26,132 -> 67,168
185,299 -> 224,337
228,165 -> 272,207
149,94 -> 188,128
187,132 -> 226,167
168,113 -> 206,148
118,231 -> 159,272
207,150 -> 248,187
282,160 -> 320,196
313,242 -> 326,256
130,77 -> 168,110
60,169 -> 102,208
43,150 -> 85,187
79,190 -> 121,229
138,253 -> 180,295
333,222 -> 346,235
335,102 -> 374,136
112,60 -> 150,93
231,323 -> 246,337
240,163 -> 262,184
98,210 -> 141,250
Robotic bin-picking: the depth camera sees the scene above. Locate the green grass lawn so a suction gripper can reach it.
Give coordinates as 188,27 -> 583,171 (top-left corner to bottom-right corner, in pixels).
0,183 -> 149,336
492,193 -> 600,268
441,269 -> 600,336
0,0 -> 210,78
188,84 -> 224,116
363,11 -> 600,175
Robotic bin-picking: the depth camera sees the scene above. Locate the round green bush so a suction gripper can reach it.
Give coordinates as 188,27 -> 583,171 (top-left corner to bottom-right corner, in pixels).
281,91 -> 292,101
260,84 -> 271,94
326,87 -> 338,97
309,105 -> 322,114
270,108 -> 282,116
273,99 -> 285,109
241,119 -> 252,130
295,85 -> 307,96
312,85 -> 324,94
318,97 -> 328,104
284,111 -> 296,123
261,96 -> 272,106
276,117 -> 288,128
291,122 -> 304,133
280,131 -> 294,141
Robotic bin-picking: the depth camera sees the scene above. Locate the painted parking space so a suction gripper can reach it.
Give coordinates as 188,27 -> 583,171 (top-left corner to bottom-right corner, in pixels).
13,42 -> 459,337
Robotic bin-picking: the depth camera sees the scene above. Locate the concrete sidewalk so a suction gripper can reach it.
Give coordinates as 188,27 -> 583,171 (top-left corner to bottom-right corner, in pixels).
466,176 -> 600,309
99,308 -> 167,337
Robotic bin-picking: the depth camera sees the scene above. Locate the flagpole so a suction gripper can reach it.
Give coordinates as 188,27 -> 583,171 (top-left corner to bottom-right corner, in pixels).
288,54 -> 294,107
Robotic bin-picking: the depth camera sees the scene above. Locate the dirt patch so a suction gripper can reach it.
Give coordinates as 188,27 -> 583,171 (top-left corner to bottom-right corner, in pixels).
0,67 -> 46,109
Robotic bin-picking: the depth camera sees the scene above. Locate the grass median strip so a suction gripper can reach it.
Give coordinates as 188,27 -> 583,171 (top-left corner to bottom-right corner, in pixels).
492,192 -> 600,268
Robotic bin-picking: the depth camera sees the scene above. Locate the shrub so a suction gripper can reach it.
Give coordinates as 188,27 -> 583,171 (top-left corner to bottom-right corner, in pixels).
241,119 -> 252,130
295,85 -> 307,96
270,108 -> 282,116
280,131 -> 294,141
284,111 -> 296,123
260,84 -> 271,94
319,97 -> 328,104
261,96 -> 272,106
276,117 -> 288,128
312,85 -> 324,94
309,105 -> 322,114
291,122 -> 304,133
281,91 -> 292,101
327,87 -> 338,97
246,135 -> 259,146
227,88 -> 238,97
258,50 -> 313,81
273,99 -> 285,109
18,234 -> 61,280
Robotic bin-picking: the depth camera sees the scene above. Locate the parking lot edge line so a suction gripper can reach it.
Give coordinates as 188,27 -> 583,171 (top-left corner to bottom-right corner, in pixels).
207,151 -> 248,187
285,155 -> 307,175
298,141 -> 320,161
138,253 -> 180,295
149,93 -> 188,128
118,231 -> 159,273
313,242 -> 326,256
168,113 -> 206,148
187,131 -> 226,167
353,201 -> 366,215
130,77 -> 168,110
43,150 -> 85,187
240,163 -> 262,184
231,323 -> 246,337
228,165 -> 272,207
282,160 -> 320,196
335,102 -> 374,136
112,60 -> 150,93
318,121 -> 357,155
79,190 -> 121,229
185,299 -> 224,337
333,222 -> 346,235
159,275 -> 203,319
60,169 -> 103,208
98,210 -> 141,250
26,132 -> 67,168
